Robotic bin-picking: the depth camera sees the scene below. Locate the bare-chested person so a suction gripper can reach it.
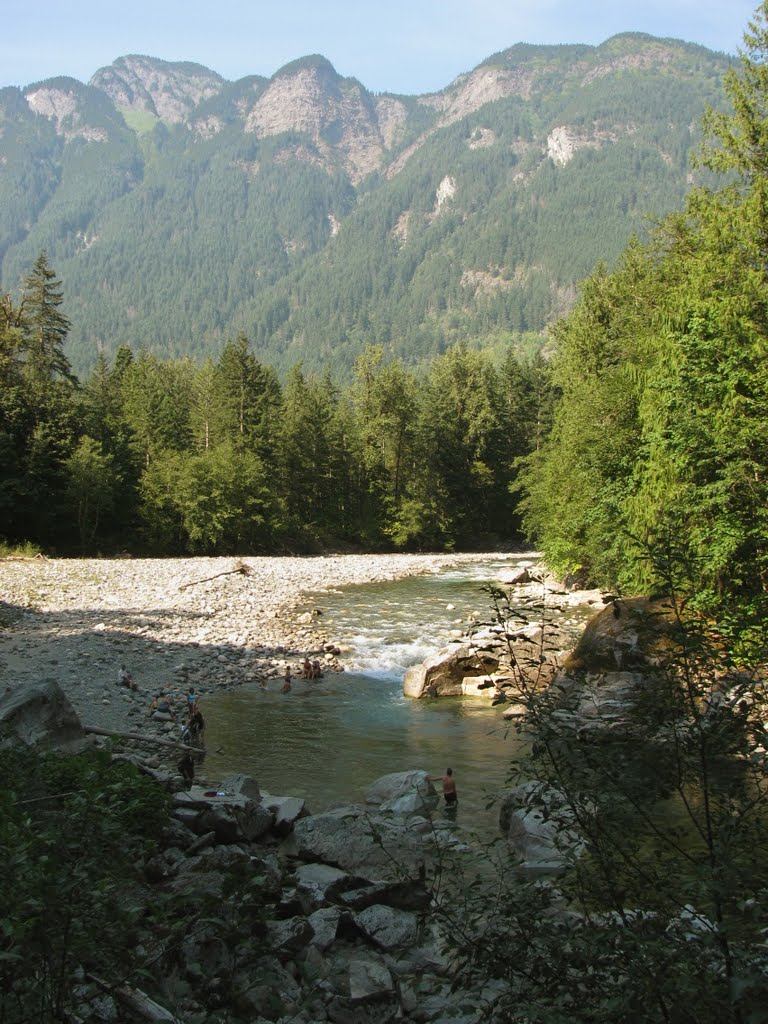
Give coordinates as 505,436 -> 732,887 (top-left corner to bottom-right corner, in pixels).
429,768 -> 457,807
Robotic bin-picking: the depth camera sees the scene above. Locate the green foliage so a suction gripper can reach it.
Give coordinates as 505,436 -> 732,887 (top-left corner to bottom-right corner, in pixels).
64,435 -> 120,551
0,253 -> 559,554
119,107 -> 158,133
0,747 -> 170,1023
435,569 -> 768,1023
518,6 -> 768,615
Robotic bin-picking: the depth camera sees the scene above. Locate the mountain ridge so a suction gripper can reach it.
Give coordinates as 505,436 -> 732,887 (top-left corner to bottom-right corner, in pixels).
0,35 -> 734,377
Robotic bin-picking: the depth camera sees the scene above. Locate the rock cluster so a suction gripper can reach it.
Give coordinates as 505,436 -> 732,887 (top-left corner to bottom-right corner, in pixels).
5,680 -> 512,1024
403,570 -> 609,708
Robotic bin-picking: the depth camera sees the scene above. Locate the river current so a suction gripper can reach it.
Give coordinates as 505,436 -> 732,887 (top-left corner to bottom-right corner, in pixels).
200,553 -> 549,834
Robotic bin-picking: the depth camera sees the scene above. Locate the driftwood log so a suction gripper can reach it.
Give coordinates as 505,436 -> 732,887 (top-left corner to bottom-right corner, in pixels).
84,724 -> 204,754
86,972 -> 181,1023
178,560 -> 252,590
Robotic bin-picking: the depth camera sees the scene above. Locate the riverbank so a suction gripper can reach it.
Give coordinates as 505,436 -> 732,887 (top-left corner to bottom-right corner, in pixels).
0,552 -> 525,738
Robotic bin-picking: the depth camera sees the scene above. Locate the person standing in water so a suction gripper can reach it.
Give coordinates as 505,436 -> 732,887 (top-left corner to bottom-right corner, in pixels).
428,768 -> 458,807
281,666 -> 292,694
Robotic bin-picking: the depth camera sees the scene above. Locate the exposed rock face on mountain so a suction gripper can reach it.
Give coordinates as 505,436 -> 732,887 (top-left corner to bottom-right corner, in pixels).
23,77 -> 114,141
241,57 -> 388,182
90,54 -> 225,122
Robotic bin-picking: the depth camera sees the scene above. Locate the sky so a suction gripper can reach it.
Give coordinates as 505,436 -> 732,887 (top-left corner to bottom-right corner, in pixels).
1,0 -> 758,96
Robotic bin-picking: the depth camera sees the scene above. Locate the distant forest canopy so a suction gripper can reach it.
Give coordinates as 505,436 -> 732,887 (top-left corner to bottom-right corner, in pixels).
0,33 -> 733,379
0,255 -> 551,555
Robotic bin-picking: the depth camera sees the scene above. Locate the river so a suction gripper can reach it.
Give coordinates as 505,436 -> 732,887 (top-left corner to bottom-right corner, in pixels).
200,553 -> 556,835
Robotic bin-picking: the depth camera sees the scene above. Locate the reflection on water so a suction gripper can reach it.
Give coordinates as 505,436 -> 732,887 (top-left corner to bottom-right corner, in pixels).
201,555 -> 540,835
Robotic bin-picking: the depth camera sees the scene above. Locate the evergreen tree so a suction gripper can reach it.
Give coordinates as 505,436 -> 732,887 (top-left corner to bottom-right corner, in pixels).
519,248 -> 657,585
402,344 -> 510,548
215,334 -> 282,469
120,353 -> 193,468
0,255 -> 80,547
519,4 -> 768,612
351,346 -> 419,542
64,436 -> 119,552
19,251 -> 75,386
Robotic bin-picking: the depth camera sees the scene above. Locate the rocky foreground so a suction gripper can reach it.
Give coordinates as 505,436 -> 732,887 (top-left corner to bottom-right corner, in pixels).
3,556 -> 764,1023
0,552 -> 511,738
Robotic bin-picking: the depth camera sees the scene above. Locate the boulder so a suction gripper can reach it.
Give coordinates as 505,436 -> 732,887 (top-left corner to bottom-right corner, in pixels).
574,671 -> 644,721
231,960 -> 301,1020
348,956 -> 396,1001
177,845 -> 250,875
288,806 -> 426,880
403,644 -> 499,699
308,907 -> 343,951
338,879 -> 431,913
295,863 -> 370,913
499,782 -> 586,873
365,770 -> 438,817
172,787 -> 273,843
218,772 -> 261,802
563,596 -> 680,673
354,905 -> 419,951
262,792 -> 309,835
266,916 -> 315,958
499,567 -> 531,586
0,679 -> 86,751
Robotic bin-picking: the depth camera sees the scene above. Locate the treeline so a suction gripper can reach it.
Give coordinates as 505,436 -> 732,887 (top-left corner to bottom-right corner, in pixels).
519,4 -> 768,620
0,259 -> 550,554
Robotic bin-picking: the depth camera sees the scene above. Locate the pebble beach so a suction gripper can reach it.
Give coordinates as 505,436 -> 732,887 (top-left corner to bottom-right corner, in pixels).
0,552 -> 505,737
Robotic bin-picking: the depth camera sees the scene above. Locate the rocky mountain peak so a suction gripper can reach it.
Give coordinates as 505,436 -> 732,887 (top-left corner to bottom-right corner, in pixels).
242,57 -> 387,183
90,55 -> 225,124
23,77 -> 108,141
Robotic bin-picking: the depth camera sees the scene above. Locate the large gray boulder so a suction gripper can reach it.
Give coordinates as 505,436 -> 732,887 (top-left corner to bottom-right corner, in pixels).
218,772 -> 261,802
172,787 -> 274,843
262,792 -> 310,835
354,905 -> 419,951
499,781 -> 586,873
307,906 -> 343,951
295,862 -> 370,913
288,805 -> 426,880
266,916 -> 315,958
0,679 -> 86,750
348,955 -> 396,1000
365,770 -> 438,817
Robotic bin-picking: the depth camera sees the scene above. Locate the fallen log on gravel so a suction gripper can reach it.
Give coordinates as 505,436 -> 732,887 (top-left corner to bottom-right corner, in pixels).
84,724 -> 204,753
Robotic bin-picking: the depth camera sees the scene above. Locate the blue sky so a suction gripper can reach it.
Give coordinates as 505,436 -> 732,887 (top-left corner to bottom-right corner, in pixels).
1,0 -> 757,94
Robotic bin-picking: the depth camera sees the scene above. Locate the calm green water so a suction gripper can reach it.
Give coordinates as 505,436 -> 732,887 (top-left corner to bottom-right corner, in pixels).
200,555 -> 544,835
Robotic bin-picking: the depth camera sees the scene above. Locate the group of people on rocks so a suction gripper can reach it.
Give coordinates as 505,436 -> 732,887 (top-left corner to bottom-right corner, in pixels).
177,688 -> 205,786
148,687 -> 205,736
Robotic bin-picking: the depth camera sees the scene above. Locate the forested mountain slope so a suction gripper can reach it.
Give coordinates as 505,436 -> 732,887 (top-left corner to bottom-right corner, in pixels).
0,36 -> 732,376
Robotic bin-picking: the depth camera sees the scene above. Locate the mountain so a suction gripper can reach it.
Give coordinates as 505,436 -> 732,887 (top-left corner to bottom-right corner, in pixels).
0,38 -> 733,377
